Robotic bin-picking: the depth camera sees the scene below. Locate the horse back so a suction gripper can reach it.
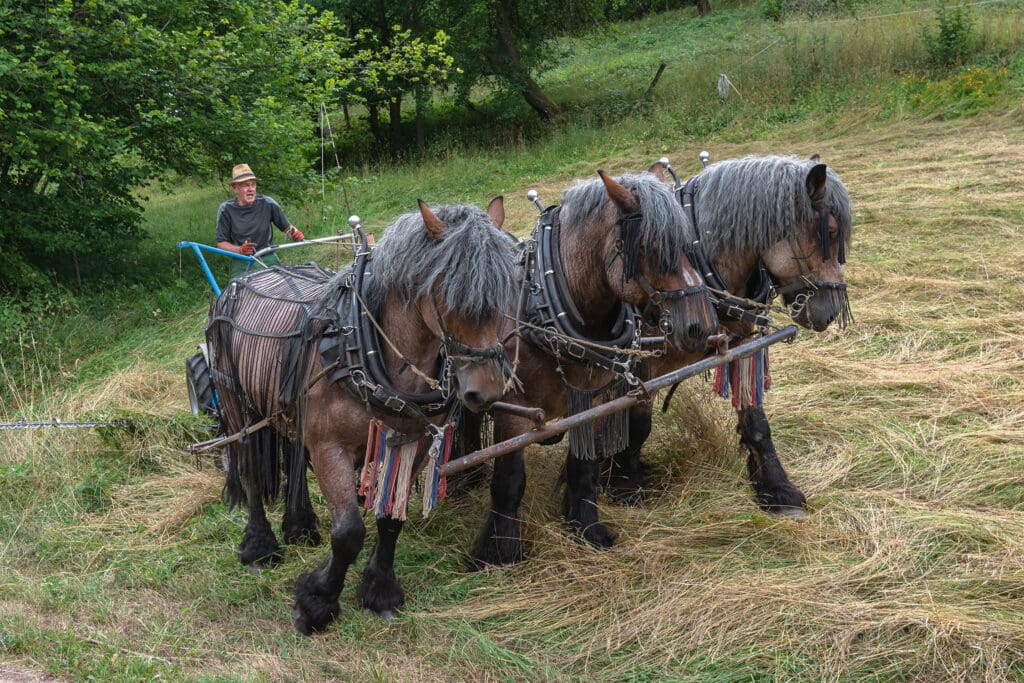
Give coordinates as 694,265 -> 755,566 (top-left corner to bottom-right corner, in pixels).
207,264 -> 335,425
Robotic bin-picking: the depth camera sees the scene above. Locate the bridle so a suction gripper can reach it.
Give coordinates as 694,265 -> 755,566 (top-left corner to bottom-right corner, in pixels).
607,210 -> 709,337
772,197 -> 850,325
681,176 -> 775,328
429,301 -> 514,397
681,174 -> 850,328
318,230 -> 514,428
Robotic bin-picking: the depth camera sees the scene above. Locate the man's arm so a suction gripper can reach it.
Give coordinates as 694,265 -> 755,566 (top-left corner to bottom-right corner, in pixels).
218,240 -> 254,254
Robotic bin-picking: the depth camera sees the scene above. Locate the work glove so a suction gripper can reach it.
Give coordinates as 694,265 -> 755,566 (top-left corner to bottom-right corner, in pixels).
239,240 -> 255,255
287,226 -> 304,241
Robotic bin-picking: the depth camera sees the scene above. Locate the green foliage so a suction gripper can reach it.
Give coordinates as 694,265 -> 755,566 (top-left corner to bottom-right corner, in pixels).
923,1 -> 975,68
761,0 -> 859,20
897,65 -> 1007,117
434,0 -> 608,117
761,0 -> 786,20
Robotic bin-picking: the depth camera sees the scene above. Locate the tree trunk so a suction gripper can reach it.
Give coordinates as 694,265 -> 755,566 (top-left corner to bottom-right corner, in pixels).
414,86 -> 426,155
696,0 -> 711,16
388,95 -> 402,155
367,102 -> 384,148
493,0 -> 561,119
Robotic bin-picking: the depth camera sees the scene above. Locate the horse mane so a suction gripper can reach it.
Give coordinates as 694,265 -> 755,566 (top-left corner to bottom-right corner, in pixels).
694,155 -> 853,260
559,171 -> 696,277
365,203 -> 519,323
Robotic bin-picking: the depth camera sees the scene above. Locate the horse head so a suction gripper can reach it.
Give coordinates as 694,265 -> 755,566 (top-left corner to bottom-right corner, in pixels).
415,197 -> 514,413
759,160 -> 852,332
597,169 -> 718,353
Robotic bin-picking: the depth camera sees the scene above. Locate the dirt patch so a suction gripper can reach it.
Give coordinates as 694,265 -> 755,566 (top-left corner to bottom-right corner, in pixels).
0,664 -> 64,683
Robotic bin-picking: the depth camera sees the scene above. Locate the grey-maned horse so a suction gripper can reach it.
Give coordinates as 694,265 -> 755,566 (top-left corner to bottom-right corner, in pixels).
207,198 -> 519,634
606,154 -> 853,512
470,170 -> 719,567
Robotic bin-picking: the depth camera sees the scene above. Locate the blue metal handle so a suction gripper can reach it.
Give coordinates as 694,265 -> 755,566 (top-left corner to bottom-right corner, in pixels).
177,241 -> 255,297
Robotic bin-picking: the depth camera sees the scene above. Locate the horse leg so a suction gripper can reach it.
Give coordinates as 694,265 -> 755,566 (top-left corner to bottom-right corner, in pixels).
234,436 -> 282,567
737,407 -> 807,516
605,403 -> 653,505
239,490 -> 282,567
469,418 -> 527,568
282,443 -> 321,546
564,449 -> 615,548
291,446 -> 365,635
357,517 -> 405,618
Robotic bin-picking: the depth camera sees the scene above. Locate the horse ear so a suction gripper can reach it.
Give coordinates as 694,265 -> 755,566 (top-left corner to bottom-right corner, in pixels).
417,199 -> 446,241
486,195 -> 505,228
810,154 -> 821,163
598,169 -> 640,213
647,161 -> 666,181
805,163 -> 828,202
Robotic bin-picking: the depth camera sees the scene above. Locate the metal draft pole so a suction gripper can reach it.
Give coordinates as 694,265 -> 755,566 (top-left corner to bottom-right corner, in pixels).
439,325 -> 798,476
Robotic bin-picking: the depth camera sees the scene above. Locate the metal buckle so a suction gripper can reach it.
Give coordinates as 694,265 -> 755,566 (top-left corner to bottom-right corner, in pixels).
383,395 -> 407,414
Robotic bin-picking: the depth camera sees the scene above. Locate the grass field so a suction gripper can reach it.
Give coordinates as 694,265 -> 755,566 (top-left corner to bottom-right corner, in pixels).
2,1 -> 1024,681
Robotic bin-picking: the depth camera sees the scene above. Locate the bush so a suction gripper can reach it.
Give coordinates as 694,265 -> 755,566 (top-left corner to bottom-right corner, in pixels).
923,1 -> 974,69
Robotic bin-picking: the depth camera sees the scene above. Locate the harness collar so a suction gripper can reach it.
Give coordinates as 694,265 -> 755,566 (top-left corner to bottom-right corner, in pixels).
521,205 -> 640,375
318,242 -> 510,427
680,176 -> 774,328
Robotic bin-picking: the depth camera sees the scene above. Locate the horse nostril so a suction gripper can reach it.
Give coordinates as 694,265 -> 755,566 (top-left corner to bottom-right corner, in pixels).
462,390 -> 489,413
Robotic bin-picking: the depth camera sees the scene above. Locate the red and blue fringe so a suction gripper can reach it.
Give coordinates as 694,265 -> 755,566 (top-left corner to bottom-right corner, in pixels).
359,419 -> 454,520
712,347 -> 772,409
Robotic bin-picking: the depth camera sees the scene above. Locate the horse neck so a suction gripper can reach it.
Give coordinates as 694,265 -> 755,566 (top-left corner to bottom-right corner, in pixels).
559,218 -> 622,333
378,292 -> 441,393
711,247 -> 763,296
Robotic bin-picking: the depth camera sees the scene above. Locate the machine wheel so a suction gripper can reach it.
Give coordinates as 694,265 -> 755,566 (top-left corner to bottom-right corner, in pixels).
185,352 -> 218,419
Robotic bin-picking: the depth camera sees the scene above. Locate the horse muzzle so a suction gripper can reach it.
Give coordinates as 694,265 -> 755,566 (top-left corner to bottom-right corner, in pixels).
785,281 -> 852,332
658,285 -> 720,354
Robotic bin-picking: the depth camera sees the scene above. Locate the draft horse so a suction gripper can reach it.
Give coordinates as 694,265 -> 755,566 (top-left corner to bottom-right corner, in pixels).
207,198 -> 519,633
606,154 -> 854,513
470,170 -> 719,567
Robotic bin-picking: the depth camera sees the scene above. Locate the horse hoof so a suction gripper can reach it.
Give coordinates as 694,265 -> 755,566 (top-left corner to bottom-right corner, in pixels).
774,506 -> 807,519
581,523 -> 615,549
366,609 -> 396,623
292,577 -> 340,635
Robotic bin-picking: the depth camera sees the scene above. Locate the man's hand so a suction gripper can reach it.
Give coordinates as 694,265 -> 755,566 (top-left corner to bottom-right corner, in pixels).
287,226 -> 304,241
239,240 -> 255,255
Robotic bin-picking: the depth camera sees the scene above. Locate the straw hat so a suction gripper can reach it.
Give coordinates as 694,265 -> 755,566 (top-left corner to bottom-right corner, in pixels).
229,164 -> 258,185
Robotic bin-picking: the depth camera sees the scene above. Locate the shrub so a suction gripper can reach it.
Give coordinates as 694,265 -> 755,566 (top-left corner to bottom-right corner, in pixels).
923,1 -> 975,69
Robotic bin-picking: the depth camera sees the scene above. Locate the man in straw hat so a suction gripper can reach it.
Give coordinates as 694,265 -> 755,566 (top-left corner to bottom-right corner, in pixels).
216,163 -> 305,278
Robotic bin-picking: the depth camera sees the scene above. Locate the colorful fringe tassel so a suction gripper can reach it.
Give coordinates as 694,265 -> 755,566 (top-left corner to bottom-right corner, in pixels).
359,419 -> 454,520
713,347 -> 772,409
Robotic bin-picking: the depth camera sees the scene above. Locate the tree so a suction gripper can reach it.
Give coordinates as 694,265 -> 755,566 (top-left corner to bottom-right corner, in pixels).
316,0 -> 454,154
436,0 -> 606,120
